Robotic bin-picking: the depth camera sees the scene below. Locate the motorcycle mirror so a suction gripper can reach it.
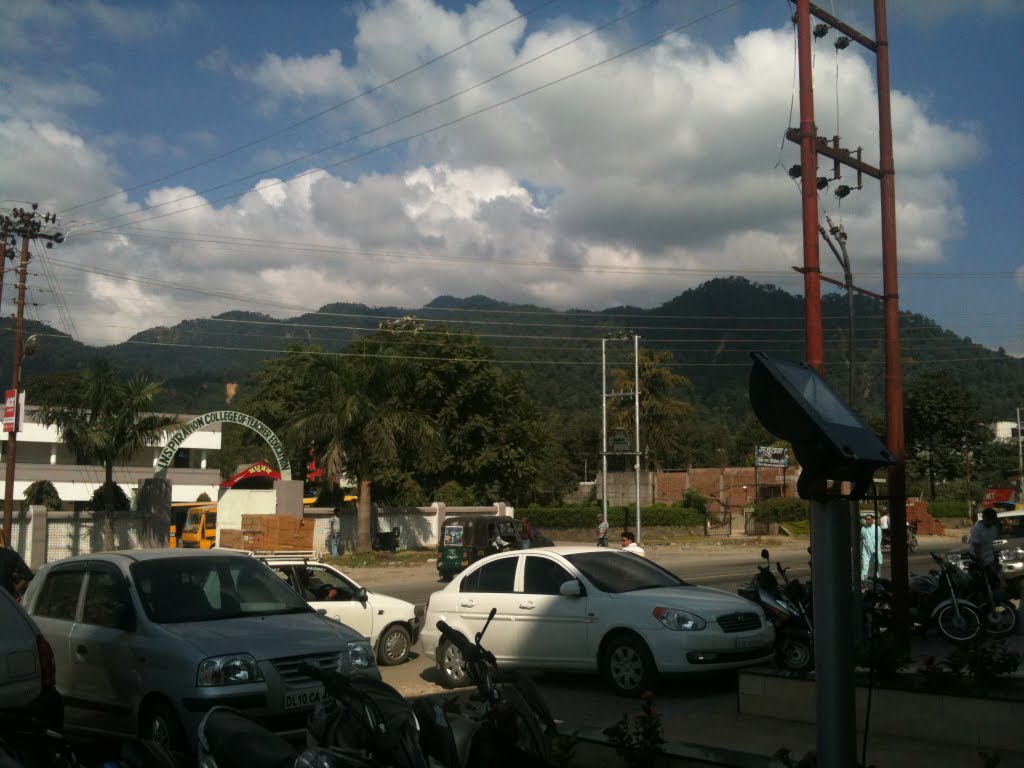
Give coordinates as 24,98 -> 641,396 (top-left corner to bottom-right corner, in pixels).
760,548 -> 770,561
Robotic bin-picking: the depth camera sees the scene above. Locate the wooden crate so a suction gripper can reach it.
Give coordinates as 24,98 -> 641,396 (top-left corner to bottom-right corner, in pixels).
237,514 -> 314,551
218,529 -> 248,550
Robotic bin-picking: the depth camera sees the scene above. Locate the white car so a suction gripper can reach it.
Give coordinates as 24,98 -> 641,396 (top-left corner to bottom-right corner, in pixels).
1,586 -> 62,729
262,555 -> 420,666
421,546 -> 775,696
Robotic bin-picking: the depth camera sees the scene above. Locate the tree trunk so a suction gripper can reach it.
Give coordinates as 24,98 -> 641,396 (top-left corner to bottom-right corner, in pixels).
104,462 -> 115,512
356,479 -> 373,552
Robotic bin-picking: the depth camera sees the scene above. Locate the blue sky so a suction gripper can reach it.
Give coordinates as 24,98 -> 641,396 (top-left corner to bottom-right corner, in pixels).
1,0 -> 1021,360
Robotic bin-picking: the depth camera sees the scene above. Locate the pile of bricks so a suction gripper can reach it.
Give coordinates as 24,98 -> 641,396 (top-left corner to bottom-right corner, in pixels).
219,514 -> 314,551
906,498 -> 945,536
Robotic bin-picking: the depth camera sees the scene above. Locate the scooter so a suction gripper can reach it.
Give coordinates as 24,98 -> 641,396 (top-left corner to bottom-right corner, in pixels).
738,549 -> 814,673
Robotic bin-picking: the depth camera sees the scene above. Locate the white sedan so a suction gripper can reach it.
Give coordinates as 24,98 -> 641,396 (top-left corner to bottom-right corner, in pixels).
421,546 -> 774,696
263,556 -> 420,665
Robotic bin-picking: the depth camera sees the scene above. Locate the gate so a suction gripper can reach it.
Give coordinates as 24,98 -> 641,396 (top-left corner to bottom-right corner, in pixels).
744,507 -> 770,536
704,508 -> 732,536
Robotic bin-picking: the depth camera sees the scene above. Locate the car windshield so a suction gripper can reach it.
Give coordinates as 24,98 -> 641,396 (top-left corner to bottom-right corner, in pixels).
565,552 -> 689,593
131,556 -> 312,623
999,515 -> 1024,540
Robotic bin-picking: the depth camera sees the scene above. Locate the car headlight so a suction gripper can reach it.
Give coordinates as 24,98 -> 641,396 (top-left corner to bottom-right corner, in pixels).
653,607 -> 707,631
197,654 -> 264,686
341,640 -> 376,671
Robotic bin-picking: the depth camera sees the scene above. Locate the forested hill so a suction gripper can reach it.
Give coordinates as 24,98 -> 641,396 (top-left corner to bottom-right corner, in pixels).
9,277 -> 1022,421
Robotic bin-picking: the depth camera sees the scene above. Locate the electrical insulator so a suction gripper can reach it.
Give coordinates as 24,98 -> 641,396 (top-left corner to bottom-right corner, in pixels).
816,177 -> 830,190
835,185 -> 853,199
835,36 -> 851,50
789,165 -> 802,179
813,23 -> 830,38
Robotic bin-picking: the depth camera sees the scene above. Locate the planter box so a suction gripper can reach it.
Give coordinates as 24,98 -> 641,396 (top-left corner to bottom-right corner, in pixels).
738,669 -> 1022,753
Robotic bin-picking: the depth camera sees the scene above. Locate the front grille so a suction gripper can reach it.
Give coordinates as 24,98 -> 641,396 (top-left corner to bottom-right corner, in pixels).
717,612 -> 762,633
270,651 -> 341,685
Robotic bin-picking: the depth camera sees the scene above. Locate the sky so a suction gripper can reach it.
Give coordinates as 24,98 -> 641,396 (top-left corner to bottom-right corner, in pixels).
1,0 -> 1022,361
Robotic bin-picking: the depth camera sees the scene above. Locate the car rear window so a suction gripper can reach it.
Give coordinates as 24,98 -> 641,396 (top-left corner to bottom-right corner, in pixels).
565,552 -> 688,593
131,556 -> 311,623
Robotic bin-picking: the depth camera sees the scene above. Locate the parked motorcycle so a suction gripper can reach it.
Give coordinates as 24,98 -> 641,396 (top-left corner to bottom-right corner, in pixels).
738,549 -> 814,673
198,665 -> 429,768
963,557 -> 1017,637
435,609 -> 557,768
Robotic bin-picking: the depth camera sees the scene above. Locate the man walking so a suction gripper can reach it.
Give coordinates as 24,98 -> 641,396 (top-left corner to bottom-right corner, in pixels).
860,513 -> 882,586
968,507 -> 1000,586
596,514 -> 609,547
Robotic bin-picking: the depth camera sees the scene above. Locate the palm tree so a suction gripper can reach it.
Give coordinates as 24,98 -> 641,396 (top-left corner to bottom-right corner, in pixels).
288,352 -> 437,552
35,361 -> 180,513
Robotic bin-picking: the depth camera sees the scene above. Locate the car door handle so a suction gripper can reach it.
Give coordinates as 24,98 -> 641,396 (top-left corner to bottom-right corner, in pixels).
519,602 -> 535,610
460,600 -> 475,608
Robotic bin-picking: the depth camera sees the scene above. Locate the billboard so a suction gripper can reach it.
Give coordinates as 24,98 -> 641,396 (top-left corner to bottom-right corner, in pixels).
755,445 -> 790,468
3,389 -> 17,433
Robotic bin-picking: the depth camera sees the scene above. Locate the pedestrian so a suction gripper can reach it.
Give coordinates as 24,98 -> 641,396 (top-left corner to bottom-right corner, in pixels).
596,514 -> 609,547
968,507 -> 1000,586
620,530 -> 645,557
0,545 -> 33,599
859,513 -> 882,585
328,508 -> 341,557
879,510 -> 891,547
520,516 -> 533,549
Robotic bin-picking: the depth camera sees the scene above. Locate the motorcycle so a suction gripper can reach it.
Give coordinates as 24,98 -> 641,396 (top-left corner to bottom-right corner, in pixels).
881,522 -> 918,553
738,549 -> 814,673
963,557 -> 1017,637
434,609 -> 557,768
198,665 -> 429,768
895,553 -> 983,642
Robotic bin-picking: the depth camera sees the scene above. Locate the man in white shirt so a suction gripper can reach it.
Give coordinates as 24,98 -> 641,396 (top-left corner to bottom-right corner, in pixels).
620,531 -> 645,557
968,507 -> 999,568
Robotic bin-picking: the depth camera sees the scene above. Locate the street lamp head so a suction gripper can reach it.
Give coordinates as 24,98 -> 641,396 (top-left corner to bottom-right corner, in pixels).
24,335 -> 39,357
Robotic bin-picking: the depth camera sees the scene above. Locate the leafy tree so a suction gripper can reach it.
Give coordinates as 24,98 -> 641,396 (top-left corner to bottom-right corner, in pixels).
904,370 -> 988,499
434,480 -> 476,506
21,480 -> 62,512
287,349 -> 437,552
34,361 -> 180,512
89,482 -> 131,512
610,349 -> 694,469
195,492 -> 212,502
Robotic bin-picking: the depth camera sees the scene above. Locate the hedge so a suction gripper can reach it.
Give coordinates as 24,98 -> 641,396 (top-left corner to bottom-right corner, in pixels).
751,496 -> 810,523
928,500 -> 973,520
521,504 -> 705,530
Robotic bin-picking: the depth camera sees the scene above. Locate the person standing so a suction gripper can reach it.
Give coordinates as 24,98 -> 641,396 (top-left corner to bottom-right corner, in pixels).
879,510 -> 891,546
520,516 -> 533,549
0,545 -> 33,599
596,514 -> 610,547
859,513 -> 882,585
328,508 -> 342,557
968,507 -> 1000,585
620,531 -> 645,557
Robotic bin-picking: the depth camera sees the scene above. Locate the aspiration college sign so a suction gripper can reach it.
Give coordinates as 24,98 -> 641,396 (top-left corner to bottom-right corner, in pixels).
155,411 -> 291,480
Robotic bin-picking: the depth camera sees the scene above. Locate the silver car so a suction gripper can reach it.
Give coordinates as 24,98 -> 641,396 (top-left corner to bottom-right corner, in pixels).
21,549 -> 380,755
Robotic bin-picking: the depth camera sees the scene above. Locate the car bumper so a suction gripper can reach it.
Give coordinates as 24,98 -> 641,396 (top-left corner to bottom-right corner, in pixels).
643,626 -> 775,673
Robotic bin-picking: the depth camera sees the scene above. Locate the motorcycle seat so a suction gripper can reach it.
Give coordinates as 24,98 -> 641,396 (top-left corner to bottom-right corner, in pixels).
201,709 -> 296,768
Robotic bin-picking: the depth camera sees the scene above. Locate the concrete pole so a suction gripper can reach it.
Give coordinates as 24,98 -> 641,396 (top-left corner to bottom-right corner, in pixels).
811,498 -> 857,768
601,338 -> 608,528
634,334 -> 641,543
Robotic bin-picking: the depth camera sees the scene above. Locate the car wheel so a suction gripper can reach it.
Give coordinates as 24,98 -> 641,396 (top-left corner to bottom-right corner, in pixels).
777,634 -> 814,673
601,634 -> 657,697
378,624 -> 412,666
140,699 -> 186,760
438,637 -> 471,688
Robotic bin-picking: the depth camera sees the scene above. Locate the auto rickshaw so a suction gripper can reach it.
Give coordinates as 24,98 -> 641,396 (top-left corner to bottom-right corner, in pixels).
436,515 -> 553,581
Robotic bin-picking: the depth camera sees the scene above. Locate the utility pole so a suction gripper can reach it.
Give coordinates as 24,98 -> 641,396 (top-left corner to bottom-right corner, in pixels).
600,332 -> 642,541
786,0 -> 909,647
633,333 -> 641,543
1,205 -> 63,546
1017,407 -> 1023,497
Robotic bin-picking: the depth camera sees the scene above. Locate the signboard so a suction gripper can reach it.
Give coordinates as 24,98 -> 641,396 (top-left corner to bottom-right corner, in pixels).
984,488 -> 1017,505
155,410 -> 291,480
3,389 -> 17,433
755,446 -> 790,468
220,462 -> 282,488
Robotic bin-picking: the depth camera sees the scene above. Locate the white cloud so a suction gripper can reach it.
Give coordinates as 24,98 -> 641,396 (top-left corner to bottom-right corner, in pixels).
0,1 -> 997,348
81,0 -> 198,39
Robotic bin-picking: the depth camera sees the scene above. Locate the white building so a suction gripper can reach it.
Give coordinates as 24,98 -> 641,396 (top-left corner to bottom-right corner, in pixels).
992,420 -> 1021,444
0,407 -> 223,509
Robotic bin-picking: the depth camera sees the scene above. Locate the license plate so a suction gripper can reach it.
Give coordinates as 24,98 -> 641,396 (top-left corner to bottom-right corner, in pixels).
284,687 -> 324,710
734,637 -> 763,650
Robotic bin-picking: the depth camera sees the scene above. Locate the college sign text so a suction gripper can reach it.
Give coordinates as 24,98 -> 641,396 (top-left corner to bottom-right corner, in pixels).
155,411 -> 292,480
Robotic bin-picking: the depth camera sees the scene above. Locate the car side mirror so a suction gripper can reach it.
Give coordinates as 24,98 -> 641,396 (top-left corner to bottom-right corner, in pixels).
760,548 -> 770,561
559,580 -> 584,598
355,587 -> 368,603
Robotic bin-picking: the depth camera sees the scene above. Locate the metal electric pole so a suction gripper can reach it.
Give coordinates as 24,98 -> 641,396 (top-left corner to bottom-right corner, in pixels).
600,332 -> 642,542
1,206 -> 62,547
786,0 -> 908,648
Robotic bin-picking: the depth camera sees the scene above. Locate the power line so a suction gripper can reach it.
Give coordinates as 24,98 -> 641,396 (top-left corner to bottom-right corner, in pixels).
57,0 -> 565,215
71,0 -> 746,234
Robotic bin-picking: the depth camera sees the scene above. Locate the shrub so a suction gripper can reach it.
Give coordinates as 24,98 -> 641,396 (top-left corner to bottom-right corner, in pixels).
89,482 -> 131,512
929,500 -> 972,520
753,496 -> 809,524
434,480 -> 476,507
22,480 -> 62,511
195,492 -> 212,502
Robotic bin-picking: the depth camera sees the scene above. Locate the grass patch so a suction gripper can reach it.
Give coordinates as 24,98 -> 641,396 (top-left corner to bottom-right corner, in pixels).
324,548 -> 436,569
781,520 -> 811,536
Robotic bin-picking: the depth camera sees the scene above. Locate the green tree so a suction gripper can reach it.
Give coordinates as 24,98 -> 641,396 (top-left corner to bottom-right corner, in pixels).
21,480 -> 62,512
34,361 -> 180,512
904,370 -> 988,499
287,350 -> 437,552
610,349 -> 694,469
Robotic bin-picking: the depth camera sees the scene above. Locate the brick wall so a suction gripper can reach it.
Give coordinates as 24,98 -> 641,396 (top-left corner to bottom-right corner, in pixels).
906,497 -> 945,535
654,468 -> 798,510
